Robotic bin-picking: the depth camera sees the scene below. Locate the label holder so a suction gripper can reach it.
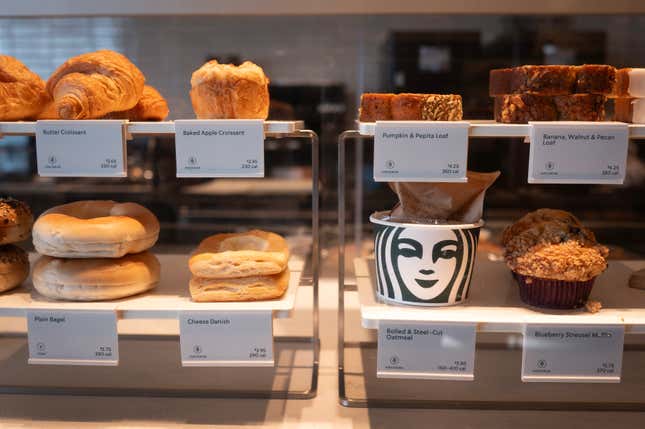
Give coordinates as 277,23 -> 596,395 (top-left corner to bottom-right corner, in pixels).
27,309 -> 119,366
179,310 -> 274,367
521,323 -> 624,383
528,121 -> 629,185
174,119 -> 265,178
377,321 -> 476,380
373,120 -> 469,183
35,120 -> 127,177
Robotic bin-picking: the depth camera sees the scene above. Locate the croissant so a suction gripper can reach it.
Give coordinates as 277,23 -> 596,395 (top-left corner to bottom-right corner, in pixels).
46,50 -> 145,119
36,101 -> 58,120
0,55 -> 49,121
103,85 -> 169,121
190,60 -> 269,119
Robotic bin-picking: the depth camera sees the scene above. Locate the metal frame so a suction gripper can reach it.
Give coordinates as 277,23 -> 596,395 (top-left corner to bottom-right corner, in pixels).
0,128 -> 320,400
337,129 -> 645,410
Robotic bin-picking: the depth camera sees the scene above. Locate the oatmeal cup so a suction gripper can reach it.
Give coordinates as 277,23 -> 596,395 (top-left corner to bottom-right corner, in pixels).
370,211 -> 483,306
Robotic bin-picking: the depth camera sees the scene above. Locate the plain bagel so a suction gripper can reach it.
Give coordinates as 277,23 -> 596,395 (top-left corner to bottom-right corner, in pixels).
0,244 -> 29,293
33,200 -> 159,258
32,251 -> 160,301
0,198 -> 33,245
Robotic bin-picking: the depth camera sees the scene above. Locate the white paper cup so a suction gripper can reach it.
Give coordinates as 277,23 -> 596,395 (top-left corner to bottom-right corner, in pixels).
370,211 -> 483,306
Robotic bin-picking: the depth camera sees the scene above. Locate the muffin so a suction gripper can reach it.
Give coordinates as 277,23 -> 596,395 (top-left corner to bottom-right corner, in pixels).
502,209 -> 608,309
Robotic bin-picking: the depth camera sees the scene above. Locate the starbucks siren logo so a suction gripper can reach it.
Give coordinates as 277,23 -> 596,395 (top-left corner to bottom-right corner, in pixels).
373,223 -> 479,305
45,154 -> 61,169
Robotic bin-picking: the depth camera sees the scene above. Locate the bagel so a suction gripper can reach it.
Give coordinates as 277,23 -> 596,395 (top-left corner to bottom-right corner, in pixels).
189,230 -> 289,279
32,251 -> 160,301
189,268 -> 290,302
0,244 -> 29,293
33,200 -> 159,258
0,198 -> 33,245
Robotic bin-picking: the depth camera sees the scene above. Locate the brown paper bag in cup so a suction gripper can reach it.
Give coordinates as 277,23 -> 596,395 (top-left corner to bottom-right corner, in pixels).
388,171 -> 500,224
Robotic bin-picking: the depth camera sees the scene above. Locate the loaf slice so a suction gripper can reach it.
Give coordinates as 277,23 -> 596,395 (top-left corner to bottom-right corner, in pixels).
510,65 -> 577,95
490,65 -> 616,96
391,93 -> 426,120
614,68 -> 645,98
494,94 -> 606,123
359,93 -> 394,122
421,94 -> 463,120
615,98 -> 645,123
574,65 -> 616,95
494,94 -> 557,123
553,94 -> 606,121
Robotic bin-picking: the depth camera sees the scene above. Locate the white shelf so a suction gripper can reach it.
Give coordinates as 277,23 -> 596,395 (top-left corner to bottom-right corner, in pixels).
0,120 -> 305,137
355,257 -> 645,333
127,121 -> 175,135
0,253 -> 303,319
356,120 -> 645,139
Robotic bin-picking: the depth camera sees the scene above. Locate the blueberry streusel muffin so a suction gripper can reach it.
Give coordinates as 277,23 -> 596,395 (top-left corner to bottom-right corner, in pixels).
502,209 -> 608,309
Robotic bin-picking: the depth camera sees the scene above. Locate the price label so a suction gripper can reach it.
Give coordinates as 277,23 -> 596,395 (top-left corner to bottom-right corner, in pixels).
377,321 -> 476,380
373,121 -> 468,182
522,324 -> 624,383
179,311 -> 273,367
528,121 -> 629,184
27,310 -> 118,365
36,120 -> 126,177
174,119 -> 264,177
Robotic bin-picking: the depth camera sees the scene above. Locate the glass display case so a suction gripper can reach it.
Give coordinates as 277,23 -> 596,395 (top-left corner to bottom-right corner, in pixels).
1,1 -> 645,426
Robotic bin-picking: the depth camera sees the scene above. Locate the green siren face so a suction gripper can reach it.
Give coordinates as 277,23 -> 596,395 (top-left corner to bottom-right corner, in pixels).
373,223 -> 480,305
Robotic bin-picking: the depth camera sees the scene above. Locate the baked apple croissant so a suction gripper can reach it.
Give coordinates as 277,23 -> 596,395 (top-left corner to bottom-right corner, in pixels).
0,55 -> 49,121
190,60 -> 269,119
46,50 -> 145,119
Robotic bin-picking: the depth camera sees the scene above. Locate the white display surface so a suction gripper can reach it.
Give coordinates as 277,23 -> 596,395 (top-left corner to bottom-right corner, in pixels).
179,311 -> 274,367
373,121 -> 468,182
528,121 -> 629,184
522,324 -> 624,383
355,120 -> 645,139
0,254 -> 302,320
174,119 -> 265,177
27,310 -> 118,366
355,257 -> 645,332
377,321 -> 476,380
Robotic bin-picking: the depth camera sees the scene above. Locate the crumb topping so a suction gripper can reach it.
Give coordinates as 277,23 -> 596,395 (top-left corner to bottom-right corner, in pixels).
585,300 -> 602,314
503,209 -> 608,282
509,240 -> 607,281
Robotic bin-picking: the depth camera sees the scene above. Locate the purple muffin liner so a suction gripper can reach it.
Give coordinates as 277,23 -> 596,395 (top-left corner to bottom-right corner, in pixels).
513,272 -> 596,309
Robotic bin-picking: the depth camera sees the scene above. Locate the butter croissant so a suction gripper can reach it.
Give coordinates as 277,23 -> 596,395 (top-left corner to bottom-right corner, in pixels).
46,50 -> 145,119
190,60 -> 269,119
103,85 -> 169,121
0,55 -> 49,121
